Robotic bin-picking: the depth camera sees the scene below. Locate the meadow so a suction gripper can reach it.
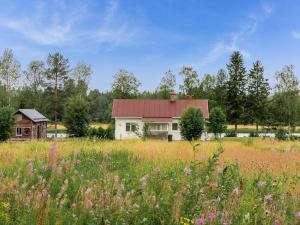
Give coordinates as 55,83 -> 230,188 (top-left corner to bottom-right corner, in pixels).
0,139 -> 300,224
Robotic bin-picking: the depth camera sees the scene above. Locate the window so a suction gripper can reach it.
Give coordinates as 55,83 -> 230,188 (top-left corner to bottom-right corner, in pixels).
126,123 -> 131,131
16,128 -> 22,136
131,124 -> 136,132
172,123 -> 178,131
149,123 -> 168,131
126,123 -> 137,132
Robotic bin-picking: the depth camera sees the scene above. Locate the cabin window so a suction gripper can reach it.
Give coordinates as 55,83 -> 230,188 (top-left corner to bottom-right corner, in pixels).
172,123 -> 178,131
16,128 -> 22,136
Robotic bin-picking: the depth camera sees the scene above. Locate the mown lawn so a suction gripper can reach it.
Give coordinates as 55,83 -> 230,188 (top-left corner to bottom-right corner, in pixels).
0,139 -> 299,224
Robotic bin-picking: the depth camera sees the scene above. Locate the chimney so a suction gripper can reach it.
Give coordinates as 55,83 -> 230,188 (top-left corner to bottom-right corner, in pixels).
170,91 -> 176,102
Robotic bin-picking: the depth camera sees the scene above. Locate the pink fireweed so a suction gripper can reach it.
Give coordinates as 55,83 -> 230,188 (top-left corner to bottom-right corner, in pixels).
184,167 -> 192,176
296,211 -> 300,220
49,142 -> 57,169
195,217 -> 206,225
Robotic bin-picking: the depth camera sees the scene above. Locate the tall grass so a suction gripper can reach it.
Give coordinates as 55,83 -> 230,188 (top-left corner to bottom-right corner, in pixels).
0,142 -> 299,224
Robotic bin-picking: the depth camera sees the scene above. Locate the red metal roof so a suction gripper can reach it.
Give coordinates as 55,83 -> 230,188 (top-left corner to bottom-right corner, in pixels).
112,99 -> 209,119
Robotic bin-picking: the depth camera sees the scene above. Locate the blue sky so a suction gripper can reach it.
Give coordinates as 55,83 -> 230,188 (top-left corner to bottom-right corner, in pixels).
0,0 -> 300,91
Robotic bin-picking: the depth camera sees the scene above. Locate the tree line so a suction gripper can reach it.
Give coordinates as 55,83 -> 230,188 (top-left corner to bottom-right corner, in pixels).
0,49 -> 300,135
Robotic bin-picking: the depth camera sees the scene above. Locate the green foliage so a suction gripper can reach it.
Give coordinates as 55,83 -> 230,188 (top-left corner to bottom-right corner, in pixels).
226,51 -> 247,131
245,60 -> 270,129
275,127 -> 288,141
112,69 -> 141,99
180,107 -> 205,141
63,96 -> 90,137
179,66 -> 199,97
207,107 -> 227,139
0,107 -> 15,141
88,125 -> 114,140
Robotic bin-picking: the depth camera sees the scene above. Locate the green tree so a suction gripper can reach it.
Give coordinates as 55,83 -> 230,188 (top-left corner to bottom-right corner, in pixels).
198,74 -> 216,107
215,69 -> 228,111
179,107 -> 205,141
226,51 -> 247,133
0,49 -> 21,106
156,70 -> 176,99
72,62 -> 91,97
245,60 -> 270,133
207,107 -> 227,139
112,69 -> 141,99
63,96 -> 90,137
179,66 -> 199,97
274,65 -> 299,134
46,52 -> 70,138
0,106 -> 15,141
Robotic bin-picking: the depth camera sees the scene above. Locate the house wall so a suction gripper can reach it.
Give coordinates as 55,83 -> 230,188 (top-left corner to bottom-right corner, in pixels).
114,117 -> 183,140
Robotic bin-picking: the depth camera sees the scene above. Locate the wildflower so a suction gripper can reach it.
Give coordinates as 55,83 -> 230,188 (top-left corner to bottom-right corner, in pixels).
84,188 -> 92,196
274,219 -> 281,225
207,212 -> 217,221
184,167 -> 192,176
140,174 -> 149,187
1,202 -> 9,209
232,187 -> 240,196
296,211 -> 300,220
216,167 -> 223,174
49,142 -> 57,169
154,167 -> 161,174
264,194 -> 273,202
195,217 -> 206,225
86,199 -> 93,208
258,181 -> 267,188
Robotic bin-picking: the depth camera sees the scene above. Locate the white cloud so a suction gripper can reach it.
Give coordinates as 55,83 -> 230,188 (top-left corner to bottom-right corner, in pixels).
292,31 -> 300,40
199,4 -> 273,67
0,0 -> 136,47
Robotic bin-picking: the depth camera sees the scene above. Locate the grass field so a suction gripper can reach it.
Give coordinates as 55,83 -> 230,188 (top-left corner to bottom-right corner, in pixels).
0,139 -> 300,224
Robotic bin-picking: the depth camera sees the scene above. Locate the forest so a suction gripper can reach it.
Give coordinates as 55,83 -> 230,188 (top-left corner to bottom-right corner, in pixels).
0,49 -> 299,132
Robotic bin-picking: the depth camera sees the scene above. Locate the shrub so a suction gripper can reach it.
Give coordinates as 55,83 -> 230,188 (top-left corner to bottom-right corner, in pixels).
225,131 -> 237,137
207,107 -> 227,139
0,107 -> 15,141
88,125 -> 114,140
179,107 -> 205,141
275,127 -> 287,141
63,96 -> 90,137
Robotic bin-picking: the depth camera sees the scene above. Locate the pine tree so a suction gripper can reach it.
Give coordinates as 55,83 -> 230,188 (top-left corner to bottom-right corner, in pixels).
246,60 -> 270,133
226,51 -> 247,133
215,69 -> 228,111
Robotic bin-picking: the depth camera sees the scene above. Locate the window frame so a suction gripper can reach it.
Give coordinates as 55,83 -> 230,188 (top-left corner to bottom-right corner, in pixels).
16,127 -> 22,136
172,123 -> 178,131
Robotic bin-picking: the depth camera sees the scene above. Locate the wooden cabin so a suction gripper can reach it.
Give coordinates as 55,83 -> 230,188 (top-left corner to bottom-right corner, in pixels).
11,109 -> 49,140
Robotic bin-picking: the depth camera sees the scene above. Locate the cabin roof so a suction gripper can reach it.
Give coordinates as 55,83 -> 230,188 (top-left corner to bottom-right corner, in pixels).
17,109 -> 49,122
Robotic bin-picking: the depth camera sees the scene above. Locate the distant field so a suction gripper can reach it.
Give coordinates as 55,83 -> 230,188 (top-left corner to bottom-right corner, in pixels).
47,122 -> 109,133
0,139 -> 300,224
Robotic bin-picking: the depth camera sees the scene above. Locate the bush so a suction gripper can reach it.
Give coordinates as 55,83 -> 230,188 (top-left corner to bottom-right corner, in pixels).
88,125 -> 114,140
207,107 -> 227,139
275,127 -> 287,141
0,107 -> 15,141
179,107 -> 205,141
63,96 -> 90,137
225,131 -> 237,137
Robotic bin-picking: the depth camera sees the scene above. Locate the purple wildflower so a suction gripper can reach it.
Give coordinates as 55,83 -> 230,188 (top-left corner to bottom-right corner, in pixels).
217,167 -> 223,174
296,211 -> 300,220
264,194 -> 273,202
274,219 -> 281,225
184,167 -> 192,176
195,217 -> 206,225
207,212 -> 217,221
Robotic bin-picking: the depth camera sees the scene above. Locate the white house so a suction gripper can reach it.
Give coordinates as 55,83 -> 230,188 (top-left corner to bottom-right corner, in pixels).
112,92 -> 209,140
